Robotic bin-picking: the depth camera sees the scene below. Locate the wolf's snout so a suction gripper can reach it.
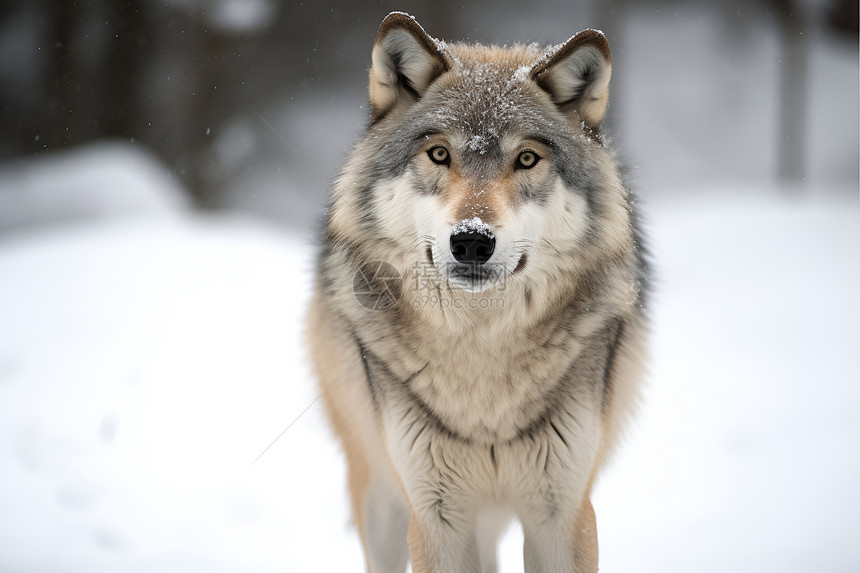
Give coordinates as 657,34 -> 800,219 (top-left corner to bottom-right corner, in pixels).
450,232 -> 495,265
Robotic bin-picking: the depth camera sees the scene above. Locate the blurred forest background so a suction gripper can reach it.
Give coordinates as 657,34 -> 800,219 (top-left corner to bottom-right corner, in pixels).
0,0 -> 857,232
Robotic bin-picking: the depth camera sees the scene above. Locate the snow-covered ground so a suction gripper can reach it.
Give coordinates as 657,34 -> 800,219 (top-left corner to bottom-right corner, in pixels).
598,187 -> 860,573
0,144 -> 857,572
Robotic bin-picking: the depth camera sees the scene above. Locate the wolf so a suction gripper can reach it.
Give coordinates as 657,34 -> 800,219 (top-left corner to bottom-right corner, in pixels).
306,12 -> 648,573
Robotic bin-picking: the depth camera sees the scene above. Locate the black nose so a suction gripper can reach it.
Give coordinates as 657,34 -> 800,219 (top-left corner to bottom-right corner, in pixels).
450,231 -> 495,265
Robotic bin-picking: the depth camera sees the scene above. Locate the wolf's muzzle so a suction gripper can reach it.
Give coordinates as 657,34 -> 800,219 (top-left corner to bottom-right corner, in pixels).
450,231 -> 495,265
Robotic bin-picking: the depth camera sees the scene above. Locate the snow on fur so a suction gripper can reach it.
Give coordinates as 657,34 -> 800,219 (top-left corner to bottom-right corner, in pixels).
452,216 -> 494,238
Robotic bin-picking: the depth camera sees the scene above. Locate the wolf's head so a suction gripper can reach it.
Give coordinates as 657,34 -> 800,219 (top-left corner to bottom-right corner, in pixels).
327,13 -> 636,314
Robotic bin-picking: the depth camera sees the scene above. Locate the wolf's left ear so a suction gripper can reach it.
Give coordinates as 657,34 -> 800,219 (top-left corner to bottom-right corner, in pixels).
369,12 -> 449,121
531,30 -> 612,128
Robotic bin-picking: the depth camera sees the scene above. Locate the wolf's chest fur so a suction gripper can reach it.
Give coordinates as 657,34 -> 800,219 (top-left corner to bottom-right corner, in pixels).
360,289 -> 620,443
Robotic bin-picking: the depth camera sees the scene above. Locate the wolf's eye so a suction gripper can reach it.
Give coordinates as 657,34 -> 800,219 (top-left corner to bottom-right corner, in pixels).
516,151 -> 539,169
428,146 -> 450,165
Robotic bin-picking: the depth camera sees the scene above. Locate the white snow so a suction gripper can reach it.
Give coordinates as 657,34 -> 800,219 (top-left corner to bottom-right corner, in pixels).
595,187 -> 860,573
205,0 -> 276,34
0,145 -> 360,572
511,64 -> 532,83
452,216 -> 495,238
0,143 -> 190,233
466,134 -> 491,155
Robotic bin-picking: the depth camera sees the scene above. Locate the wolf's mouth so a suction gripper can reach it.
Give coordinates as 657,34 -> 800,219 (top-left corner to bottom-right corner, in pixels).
446,264 -> 504,284
444,254 -> 527,292
427,244 -> 527,292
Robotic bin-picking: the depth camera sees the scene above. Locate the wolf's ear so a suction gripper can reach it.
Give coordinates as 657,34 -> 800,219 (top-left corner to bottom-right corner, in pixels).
531,30 -> 612,128
369,12 -> 449,121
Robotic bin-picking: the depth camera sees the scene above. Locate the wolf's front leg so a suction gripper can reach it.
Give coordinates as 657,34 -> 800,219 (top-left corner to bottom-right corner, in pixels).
406,503 -> 483,573
361,476 -> 410,573
520,495 -> 598,573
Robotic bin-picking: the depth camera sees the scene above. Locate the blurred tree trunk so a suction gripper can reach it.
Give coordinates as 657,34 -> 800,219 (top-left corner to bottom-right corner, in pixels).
827,0 -> 859,35
42,0 -> 84,149
775,0 -> 809,183
103,2 -> 149,140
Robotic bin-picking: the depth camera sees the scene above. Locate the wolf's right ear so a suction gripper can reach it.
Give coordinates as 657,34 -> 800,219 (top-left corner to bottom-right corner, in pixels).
369,12 -> 449,121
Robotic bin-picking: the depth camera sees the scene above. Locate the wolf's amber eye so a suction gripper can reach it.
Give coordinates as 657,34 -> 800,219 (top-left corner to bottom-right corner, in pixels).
428,146 -> 450,165
517,151 -> 539,169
